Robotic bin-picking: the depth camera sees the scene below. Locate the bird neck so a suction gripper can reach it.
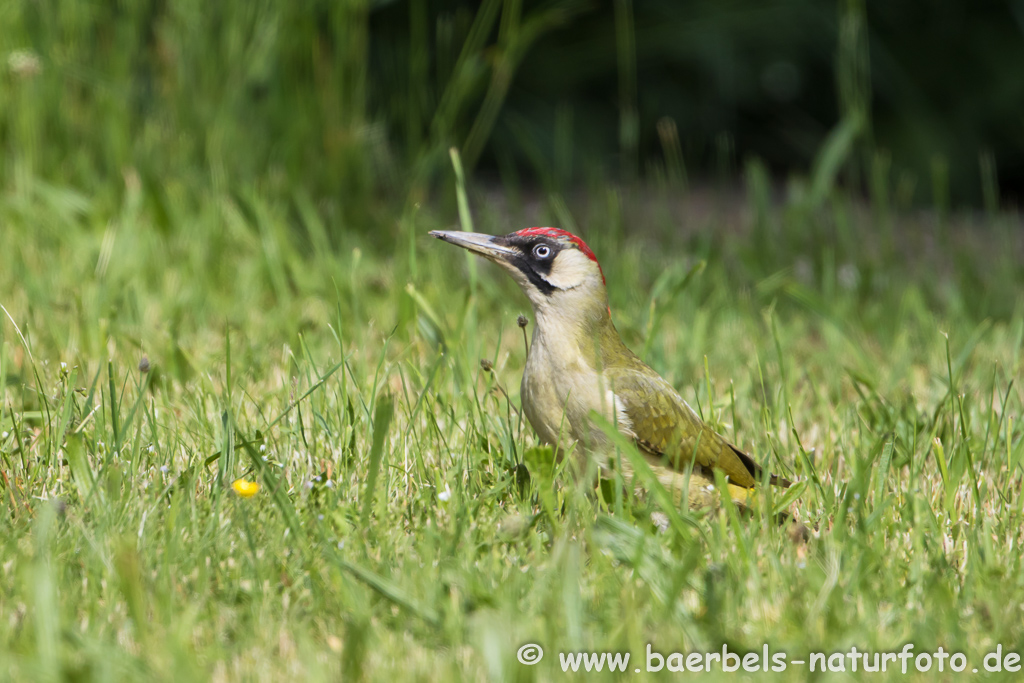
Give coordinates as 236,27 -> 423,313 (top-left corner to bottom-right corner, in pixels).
529,289 -> 630,371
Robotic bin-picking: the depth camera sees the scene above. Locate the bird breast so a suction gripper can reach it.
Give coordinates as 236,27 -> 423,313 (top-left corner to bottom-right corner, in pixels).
520,328 -> 631,454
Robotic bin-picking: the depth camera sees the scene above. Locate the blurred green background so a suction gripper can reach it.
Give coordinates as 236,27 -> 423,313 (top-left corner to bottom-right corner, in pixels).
3,0 -> 1022,236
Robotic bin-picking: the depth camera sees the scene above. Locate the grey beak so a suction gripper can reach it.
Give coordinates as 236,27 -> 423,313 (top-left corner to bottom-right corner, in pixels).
429,230 -> 516,262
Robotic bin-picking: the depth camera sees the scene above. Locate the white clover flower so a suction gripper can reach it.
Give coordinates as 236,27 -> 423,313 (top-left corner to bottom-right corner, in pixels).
8,50 -> 42,78
438,485 -> 452,503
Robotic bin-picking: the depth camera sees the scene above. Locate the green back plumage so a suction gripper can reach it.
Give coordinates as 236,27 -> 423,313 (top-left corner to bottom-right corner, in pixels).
599,326 -> 764,489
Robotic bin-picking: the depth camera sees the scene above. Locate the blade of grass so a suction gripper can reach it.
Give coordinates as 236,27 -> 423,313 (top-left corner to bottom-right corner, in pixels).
361,394 -> 394,528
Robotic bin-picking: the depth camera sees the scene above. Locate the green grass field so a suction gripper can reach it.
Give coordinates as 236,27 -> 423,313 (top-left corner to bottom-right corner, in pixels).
2,171 -> 1023,681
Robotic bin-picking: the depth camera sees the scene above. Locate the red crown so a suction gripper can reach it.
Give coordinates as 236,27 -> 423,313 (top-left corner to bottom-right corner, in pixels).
513,227 -> 598,264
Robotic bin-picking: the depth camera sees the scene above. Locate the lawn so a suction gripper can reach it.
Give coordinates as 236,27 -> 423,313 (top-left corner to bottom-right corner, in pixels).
1,173 -> 1023,681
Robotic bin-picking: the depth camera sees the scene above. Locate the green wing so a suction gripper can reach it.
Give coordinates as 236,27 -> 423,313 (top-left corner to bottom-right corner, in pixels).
606,364 -> 762,488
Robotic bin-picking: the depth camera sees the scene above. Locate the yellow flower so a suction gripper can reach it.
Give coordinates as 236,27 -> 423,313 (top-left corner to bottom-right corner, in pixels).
232,478 -> 260,498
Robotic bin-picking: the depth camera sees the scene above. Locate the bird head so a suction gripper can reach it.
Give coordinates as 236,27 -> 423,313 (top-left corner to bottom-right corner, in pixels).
430,227 -> 608,319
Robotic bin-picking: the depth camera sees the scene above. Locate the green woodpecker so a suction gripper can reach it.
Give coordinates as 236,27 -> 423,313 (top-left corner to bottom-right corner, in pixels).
430,227 -> 790,509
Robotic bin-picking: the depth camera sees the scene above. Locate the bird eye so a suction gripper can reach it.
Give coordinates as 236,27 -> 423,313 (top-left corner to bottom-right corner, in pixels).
532,244 -> 551,259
